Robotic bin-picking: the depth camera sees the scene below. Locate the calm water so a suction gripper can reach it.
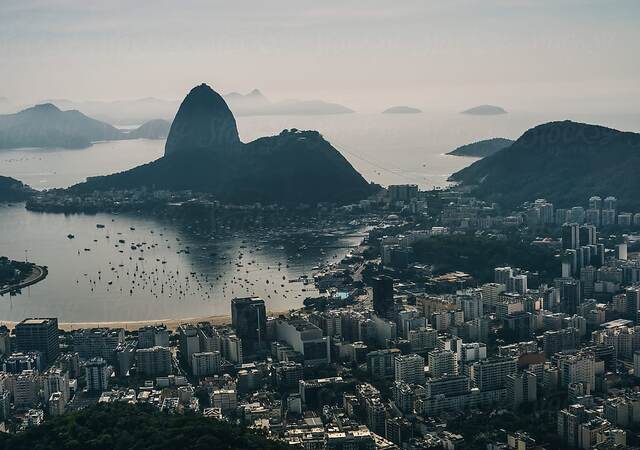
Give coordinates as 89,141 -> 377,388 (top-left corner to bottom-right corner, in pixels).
1,111 -> 639,322
0,204 -> 362,322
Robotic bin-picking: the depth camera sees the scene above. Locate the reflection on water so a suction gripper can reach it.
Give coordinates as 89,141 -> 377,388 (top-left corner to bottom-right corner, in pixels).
0,204 -> 362,322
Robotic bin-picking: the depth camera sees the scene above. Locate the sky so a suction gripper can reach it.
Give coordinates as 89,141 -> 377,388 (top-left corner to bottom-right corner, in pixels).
1,0 -> 639,113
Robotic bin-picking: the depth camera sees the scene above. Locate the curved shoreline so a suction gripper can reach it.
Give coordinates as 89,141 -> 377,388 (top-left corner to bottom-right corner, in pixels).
0,264 -> 48,296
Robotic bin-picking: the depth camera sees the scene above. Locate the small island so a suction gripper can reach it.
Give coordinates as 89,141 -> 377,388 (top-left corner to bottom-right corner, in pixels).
447,137 -> 514,157
0,256 -> 48,295
461,104 -> 507,115
382,106 -> 422,114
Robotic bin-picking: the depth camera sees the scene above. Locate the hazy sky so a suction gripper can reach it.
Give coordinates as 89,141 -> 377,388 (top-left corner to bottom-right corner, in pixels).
1,0 -> 639,113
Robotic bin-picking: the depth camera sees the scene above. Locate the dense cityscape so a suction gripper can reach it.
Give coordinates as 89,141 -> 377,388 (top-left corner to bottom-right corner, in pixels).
2,2 -> 640,449
1,185 -> 640,449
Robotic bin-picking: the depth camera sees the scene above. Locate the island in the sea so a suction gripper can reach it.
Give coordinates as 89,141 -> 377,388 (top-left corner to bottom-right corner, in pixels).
382,106 -> 422,114
461,105 -> 507,115
0,103 -> 169,150
69,83 -> 377,205
447,137 -> 514,157
449,120 -> 640,209
40,90 -> 354,125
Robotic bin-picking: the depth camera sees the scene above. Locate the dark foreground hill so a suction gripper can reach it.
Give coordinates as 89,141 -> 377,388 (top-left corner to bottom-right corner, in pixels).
72,84 -> 377,204
0,176 -> 34,201
449,121 -> 640,209
447,137 -> 514,157
0,403 -> 287,450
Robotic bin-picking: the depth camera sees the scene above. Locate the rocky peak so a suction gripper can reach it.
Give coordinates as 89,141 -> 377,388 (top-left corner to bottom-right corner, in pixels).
164,83 -> 240,156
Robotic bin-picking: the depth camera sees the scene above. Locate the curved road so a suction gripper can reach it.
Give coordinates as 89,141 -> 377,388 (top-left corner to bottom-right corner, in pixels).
0,265 -> 48,295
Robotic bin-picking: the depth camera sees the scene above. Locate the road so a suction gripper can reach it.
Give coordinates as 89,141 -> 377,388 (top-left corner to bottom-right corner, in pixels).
0,264 -> 48,295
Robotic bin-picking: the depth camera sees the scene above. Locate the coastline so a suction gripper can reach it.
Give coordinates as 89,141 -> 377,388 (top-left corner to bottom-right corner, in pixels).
0,264 -> 48,296
0,309 -> 291,332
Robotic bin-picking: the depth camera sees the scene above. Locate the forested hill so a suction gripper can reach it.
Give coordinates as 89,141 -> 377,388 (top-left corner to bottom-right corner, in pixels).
450,121 -> 640,209
0,403 -> 288,450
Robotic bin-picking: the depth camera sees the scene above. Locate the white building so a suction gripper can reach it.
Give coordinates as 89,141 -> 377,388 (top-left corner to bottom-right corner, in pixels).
395,354 -> 425,385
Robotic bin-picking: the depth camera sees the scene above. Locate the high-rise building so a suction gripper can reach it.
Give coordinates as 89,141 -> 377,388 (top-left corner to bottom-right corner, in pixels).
585,209 -> 600,226
616,243 -> 628,261
562,223 -> 580,250
394,354 -> 425,385
191,351 -> 221,377
13,370 -> 38,407
503,311 -> 533,341
43,368 -> 70,404
512,275 -> 528,294
85,357 -> 109,393
603,196 -> 617,211
231,297 -> 267,350
372,276 -> 394,317
506,371 -> 537,407
557,351 -> 595,391
559,279 -> 582,314
455,289 -> 483,321
136,346 -> 172,377
138,325 -> 170,349
428,349 -> 457,378
0,326 -> 10,357
626,286 -> 640,320
588,196 -> 602,210
579,225 -> 597,247
495,267 -> 513,286
569,207 -> 585,224
15,318 -> 60,365
544,328 -> 578,357
469,357 -> 517,391
178,324 -> 200,367
48,392 -> 66,417
72,328 -> 124,362
274,317 -> 330,367
602,209 -> 616,226
555,209 -> 569,225
367,348 -> 401,380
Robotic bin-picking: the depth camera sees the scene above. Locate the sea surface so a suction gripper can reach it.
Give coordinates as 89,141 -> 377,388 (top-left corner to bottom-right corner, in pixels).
1,111 -> 639,322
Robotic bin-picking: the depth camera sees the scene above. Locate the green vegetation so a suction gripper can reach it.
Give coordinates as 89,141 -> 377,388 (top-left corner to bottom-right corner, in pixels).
0,257 -> 34,287
450,120 -> 640,209
412,234 -> 559,283
0,403 -> 288,450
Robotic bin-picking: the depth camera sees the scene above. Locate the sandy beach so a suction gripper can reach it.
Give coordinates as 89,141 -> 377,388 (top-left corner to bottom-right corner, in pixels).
0,309 -> 293,332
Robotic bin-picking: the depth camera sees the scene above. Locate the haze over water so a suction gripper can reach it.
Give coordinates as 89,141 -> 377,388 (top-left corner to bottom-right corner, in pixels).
1,110 -> 639,323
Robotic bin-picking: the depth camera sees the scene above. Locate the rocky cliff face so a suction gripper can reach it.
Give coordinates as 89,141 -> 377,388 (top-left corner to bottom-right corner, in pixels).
164,84 -> 240,156
72,84 -> 377,204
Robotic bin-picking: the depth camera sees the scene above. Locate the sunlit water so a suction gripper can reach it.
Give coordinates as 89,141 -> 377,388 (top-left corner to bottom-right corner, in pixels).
1,111 -> 639,322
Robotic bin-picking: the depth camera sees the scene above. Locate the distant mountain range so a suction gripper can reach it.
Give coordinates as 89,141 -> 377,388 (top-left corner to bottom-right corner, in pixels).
71,84 -> 377,204
447,137 -> 514,157
461,105 -> 507,115
0,176 -> 33,201
0,104 -> 170,150
449,121 -> 640,209
382,106 -> 422,114
36,90 -> 353,125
